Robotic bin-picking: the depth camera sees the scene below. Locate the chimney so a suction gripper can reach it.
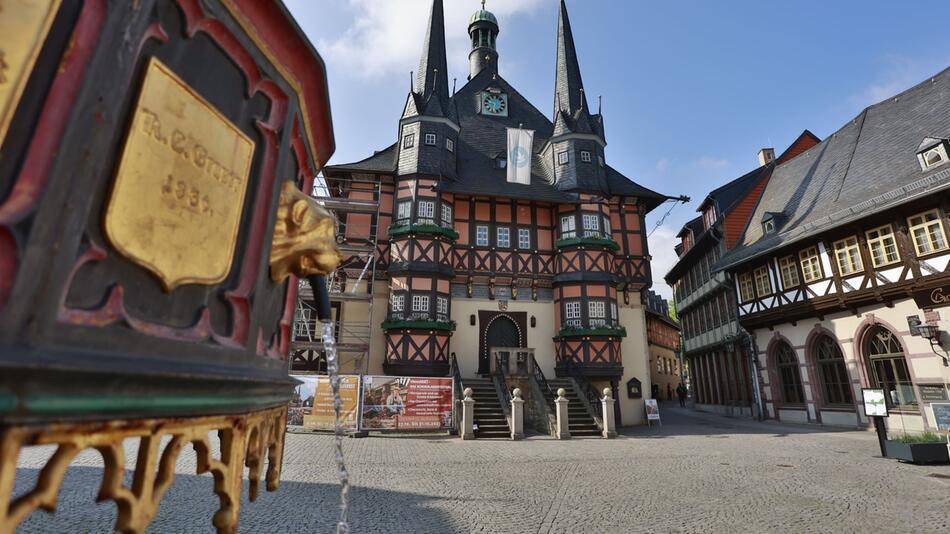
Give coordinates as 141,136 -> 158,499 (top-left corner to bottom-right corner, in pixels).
758,148 -> 775,166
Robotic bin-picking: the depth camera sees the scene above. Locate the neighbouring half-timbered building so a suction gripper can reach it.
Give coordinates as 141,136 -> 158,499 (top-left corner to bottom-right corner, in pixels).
665,133 -> 819,418
644,291 -> 682,401
716,68 -> 950,432
316,0 -> 674,425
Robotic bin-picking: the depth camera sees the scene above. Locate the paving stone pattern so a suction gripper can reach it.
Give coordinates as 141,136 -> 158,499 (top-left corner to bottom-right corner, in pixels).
12,404 -> 950,533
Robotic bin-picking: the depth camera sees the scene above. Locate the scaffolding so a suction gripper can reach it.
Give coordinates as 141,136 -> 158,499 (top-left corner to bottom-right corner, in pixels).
291,174 -> 381,375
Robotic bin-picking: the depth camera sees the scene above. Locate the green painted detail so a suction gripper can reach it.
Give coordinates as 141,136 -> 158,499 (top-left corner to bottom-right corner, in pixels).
388,224 -> 459,241
470,9 -> 497,25
22,393 -> 289,415
382,319 -> 457,332
555,236 -> 620,251
0,391 -> 16,413
558,326 -> 627,338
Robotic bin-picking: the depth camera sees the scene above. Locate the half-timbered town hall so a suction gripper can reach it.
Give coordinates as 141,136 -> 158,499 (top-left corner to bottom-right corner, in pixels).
312,0 -> 673,426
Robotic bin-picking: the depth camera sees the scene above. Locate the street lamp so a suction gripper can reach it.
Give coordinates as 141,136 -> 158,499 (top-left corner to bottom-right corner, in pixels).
917,324 -> 950,367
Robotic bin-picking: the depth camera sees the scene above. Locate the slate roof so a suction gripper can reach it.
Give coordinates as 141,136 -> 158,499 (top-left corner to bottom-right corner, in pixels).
324,0 -> 672,212
716,66 -> 950,272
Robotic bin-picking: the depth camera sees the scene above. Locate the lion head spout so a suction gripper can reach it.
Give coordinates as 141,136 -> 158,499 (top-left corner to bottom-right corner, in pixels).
269,181 -> 343,282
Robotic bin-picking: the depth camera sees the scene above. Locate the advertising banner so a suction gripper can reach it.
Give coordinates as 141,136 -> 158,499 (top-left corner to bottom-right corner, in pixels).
288,374 -> 360,431
645,399 -> 661,421
360,376 -> 454,430
862,388 -> 888,417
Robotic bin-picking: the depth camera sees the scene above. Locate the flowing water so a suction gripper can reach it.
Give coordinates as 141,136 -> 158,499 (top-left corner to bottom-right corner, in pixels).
321,320 -> 350,533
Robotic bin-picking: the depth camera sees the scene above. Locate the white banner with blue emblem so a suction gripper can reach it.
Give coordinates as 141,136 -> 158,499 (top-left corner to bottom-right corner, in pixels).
506,127 -> 534,185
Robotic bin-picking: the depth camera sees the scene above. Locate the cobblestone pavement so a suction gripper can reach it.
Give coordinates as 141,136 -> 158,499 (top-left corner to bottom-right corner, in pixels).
11,403 -> 950,533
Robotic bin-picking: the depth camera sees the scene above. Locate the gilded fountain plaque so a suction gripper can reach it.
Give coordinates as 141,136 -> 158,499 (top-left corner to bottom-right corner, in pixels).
104,58 -> 254,291
0,0 -> 62,146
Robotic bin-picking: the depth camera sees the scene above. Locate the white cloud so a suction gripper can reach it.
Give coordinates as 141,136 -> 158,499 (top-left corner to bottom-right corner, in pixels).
692,156 -> 729,170
648,225 -> 679,300
302,0 -> 544,81
849,54 -> 949,109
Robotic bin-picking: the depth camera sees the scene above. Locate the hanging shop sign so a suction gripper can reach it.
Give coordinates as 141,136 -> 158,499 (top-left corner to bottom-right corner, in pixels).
287,375 -> 360,431
862,388 -> 888,417
360,376 -> 454,430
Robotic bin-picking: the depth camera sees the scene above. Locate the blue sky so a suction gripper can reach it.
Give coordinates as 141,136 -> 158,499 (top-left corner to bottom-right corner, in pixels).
285,0 -> 950,298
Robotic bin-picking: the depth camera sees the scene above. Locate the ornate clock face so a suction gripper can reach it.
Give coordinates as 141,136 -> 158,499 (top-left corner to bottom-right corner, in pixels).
481,92 -> 508,116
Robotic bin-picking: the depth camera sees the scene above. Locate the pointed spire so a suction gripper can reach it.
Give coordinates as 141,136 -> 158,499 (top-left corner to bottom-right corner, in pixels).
554,0 -> 588,117
417,0 -> 449,104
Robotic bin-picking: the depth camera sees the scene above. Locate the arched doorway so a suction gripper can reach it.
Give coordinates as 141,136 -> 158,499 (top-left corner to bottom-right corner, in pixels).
480,315 -> 522,374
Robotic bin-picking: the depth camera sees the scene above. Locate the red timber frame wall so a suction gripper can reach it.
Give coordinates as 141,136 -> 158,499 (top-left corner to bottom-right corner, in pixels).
382,177 -> 454,376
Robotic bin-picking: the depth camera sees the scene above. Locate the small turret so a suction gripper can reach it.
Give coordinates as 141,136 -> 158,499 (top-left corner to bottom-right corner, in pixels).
468,0 -> 499,80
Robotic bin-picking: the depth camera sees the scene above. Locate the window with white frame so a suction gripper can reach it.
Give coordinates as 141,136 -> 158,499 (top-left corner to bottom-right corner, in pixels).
589,301 -> 606,327
580,150 -> 592,163
424,133 -> 437,146
446,138 -> 455,153
396,201 -> 411,223
402,133 -> 415,149
411,295 -> 429,314
582,214 -> 600,237
565,300 -> 582,327
603,216 -> 611,237
738,272 -> 754,302
779,255 -> 801,288
866,225 -> 900,267
436,296 -> 448,320
475,225 -> 489,246
518,228 -> 531,250
496,227 -> 511,248
753,266 -> 772,296
417,200 -> 435,224
833,236 -> 864,275
908,210 -> 948,256
598,154 -> 605,167
441,203 -> 453,228
557,151 -> 569,165
919,144 -> 949,170
611,302 -> 618,322
799,246 -> 823,282
560,215 -> 576,238
390,294 -> 405,313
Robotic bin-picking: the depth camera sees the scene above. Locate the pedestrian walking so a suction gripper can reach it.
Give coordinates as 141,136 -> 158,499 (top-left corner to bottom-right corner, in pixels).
676,382 -> 688,407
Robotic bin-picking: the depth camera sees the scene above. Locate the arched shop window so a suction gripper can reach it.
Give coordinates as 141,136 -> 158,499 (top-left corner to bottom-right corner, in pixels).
864,326 -> 916,410
774,342 -> 804,404
813,335 -> 853,406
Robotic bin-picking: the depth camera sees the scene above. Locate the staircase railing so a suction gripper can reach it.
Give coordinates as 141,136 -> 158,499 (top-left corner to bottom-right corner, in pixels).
562,358 -> 604,426
492,352 -> 513,421
531,356 -> 553,401
450,354 -> 464,434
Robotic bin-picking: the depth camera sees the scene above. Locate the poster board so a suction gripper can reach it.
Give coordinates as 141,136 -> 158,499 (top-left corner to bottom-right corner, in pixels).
932,403 -> 950,432
360,376 -> 454,430
861,388 -> 888,417
288,374 -> 360,431
645,399 -> 661,422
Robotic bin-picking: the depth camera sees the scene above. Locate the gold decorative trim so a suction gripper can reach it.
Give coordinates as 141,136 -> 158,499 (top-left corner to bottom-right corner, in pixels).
0,0 -> 63,147
0,405 -> 287,534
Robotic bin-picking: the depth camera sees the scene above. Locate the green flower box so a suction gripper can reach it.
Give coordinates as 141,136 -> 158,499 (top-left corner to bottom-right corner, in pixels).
558,326 -> 627,338
381,319 -> 457,332
555,236 -> 620,251
388,224 -> 459,241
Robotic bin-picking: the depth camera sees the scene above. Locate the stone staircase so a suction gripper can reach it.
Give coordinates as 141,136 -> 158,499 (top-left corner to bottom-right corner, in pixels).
546,378 -> 601,437
464,378 -> 511,439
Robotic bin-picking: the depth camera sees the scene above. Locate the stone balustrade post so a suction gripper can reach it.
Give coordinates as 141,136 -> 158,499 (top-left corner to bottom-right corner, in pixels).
510,388 -> 525,440
555,388 -> 570,439
461,387 -> 475,440
601,387 -> 617,439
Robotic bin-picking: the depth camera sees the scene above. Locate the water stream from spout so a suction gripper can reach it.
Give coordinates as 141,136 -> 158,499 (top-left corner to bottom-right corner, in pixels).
322,320 -> 350,533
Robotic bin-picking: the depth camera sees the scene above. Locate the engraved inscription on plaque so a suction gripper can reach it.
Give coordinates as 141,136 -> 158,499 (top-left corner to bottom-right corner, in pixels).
104,58 -> 255,291
0,0 -> 62,146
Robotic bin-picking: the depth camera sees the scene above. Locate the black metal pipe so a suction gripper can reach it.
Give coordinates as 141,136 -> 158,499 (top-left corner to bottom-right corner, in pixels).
307,275 -> 333,322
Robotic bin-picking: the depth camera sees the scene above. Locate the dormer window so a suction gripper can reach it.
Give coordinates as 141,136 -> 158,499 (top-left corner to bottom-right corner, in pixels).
495,157 -> 507,169
916,137 -> 950,171
763,219 -> 775,234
